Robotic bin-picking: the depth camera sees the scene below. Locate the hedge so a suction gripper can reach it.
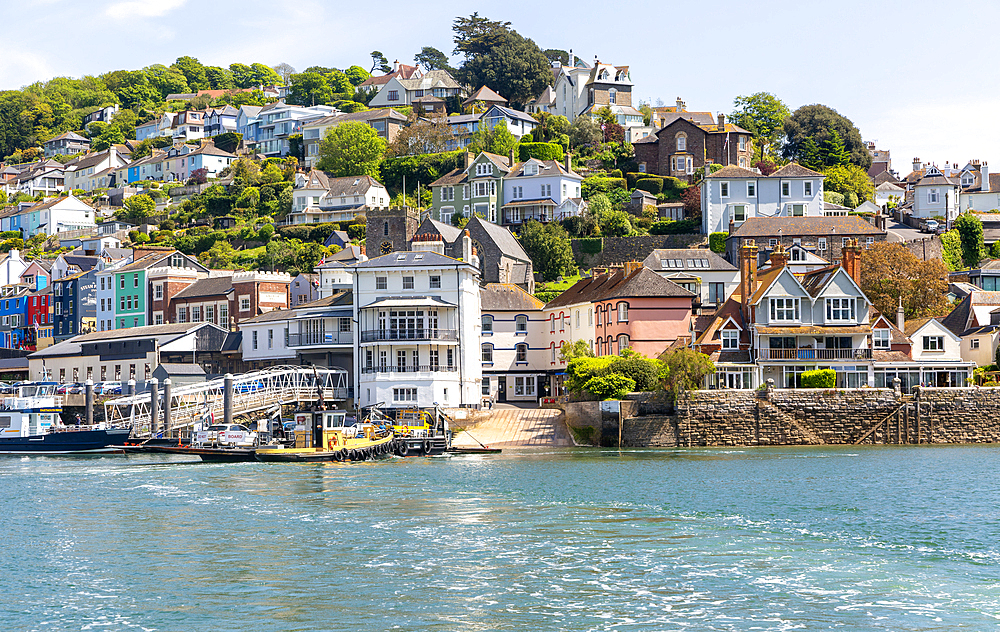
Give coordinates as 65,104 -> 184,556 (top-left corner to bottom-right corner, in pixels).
800,368 -> 836,389
577,237 -> 603,254
649,219 -> 701,235
709,232 -> 727,253
635,178 -> 663,195
582,176 -> 627,199
584,374 -> 635,400
347,224 -> 365,240
533,291 -> 560,303
518,142 -> 564,162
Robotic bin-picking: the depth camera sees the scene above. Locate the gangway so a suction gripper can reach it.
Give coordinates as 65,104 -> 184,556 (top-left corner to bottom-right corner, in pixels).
104,365 -> 349,437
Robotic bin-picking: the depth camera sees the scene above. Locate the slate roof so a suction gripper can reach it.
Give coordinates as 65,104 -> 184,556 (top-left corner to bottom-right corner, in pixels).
429,167 -> 467,187
398,69 -> 461,91
507,159 -> 581,179
643,248 -> 737,271
770,163 -> 825,178
903,317 -> 935,337
916,172 -> 957,187
298,171 -> 384,195
172,275 -> 234,299
464,86 -> 507,105
546,267 -> 693,308
480,283 -> 544,311
705,165 -> 760,179
730,216 -> 885,238
45,131 -> 88,143
116,252 -> 172,272
354,251 -> 467,268
467,216 -> 530,262
358,64 -> 421,88
422,218 -> 462,243
239,309 -> 294,324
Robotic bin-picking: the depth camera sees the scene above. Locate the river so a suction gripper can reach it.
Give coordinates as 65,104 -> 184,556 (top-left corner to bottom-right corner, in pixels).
3,446 -> 1000,631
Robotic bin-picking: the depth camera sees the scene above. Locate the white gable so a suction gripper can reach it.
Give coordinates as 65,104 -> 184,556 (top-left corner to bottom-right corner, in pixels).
760,268 -> 809,301
819,269 -> 865,299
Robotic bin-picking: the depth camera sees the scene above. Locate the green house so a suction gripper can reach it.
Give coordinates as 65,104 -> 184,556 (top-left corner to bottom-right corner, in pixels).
429,152 -> 511,226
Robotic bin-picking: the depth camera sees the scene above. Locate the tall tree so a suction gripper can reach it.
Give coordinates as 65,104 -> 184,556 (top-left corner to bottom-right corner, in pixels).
859,242 -> 951,319
730,92 -> 790,162
204,66 -> 235,90
543,49 -> 569,66
954,212 -> 987,269
286,73 -> 333,106
272,63 -> 296,84
316,121 -> 386,177
414,46 -> 452,72
172,56 -> 208,91
517,220 -> 575,281
821,128 -> 850,166
385,114 -> 454,157
798,136 -> 822,170
345,66 -> 370,86
782,104 -> 871,169
451,13 -> 551,108
369,51 -> 391,74
144,64 -> 190,99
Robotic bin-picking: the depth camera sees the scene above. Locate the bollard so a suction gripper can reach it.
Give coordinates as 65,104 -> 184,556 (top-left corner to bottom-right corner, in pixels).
163,378 -> 172,436
224,373 -> 234,426
85,379 -> 94,426
149,378 -> 159,436
127,379 -> 136,397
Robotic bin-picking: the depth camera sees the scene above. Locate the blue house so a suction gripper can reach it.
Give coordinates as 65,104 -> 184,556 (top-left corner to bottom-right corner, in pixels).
0,286 -> 31,349
52,269 -> 98,341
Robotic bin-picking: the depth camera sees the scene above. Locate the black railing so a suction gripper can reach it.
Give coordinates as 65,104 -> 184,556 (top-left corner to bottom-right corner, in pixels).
361,365 -> 457,374
360,329 -> 457,343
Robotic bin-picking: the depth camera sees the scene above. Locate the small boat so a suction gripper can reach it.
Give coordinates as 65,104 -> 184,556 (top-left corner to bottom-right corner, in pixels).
0,382 -> 130,454
374,406 -> 451,457
255,409 -> 394,463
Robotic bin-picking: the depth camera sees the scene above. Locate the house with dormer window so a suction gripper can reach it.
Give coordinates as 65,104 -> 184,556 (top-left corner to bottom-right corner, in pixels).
912,165 -> 959,222
500,156 -> 584,226
429,151 -> 511,224
287,170 -> 389,224
701,163 -> 826,234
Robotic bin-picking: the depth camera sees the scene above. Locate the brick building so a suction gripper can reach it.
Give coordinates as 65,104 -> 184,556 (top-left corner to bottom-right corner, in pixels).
162,271 -> 291,327
633,115 -> 754,181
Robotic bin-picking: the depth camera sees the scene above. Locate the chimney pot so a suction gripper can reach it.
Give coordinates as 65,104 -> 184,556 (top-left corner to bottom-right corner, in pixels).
896,296 -> 905,331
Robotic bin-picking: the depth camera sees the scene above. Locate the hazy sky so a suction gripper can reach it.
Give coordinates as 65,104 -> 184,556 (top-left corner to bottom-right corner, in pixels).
4,0 -> 998,174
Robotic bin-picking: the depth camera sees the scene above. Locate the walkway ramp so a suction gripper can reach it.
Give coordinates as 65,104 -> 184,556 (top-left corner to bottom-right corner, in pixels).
452,407 -> 573,448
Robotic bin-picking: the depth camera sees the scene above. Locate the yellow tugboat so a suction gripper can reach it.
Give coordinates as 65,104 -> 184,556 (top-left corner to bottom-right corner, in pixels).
255,409 -> 393,462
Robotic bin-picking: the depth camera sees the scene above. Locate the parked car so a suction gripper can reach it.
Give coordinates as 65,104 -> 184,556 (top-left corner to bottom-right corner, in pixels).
56,383 -> 84,395
204,423 -> 258,447
95,381 -> 123,395
922,220 -> 940,233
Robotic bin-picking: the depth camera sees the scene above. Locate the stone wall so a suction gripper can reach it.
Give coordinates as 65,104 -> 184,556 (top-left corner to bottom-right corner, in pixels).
900,236 -> 943,262
571,234 -> 705,268
564,387 -> 1000,447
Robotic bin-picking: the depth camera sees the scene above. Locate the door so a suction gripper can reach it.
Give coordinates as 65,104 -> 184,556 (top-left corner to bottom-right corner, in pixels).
498,379 -> 507,402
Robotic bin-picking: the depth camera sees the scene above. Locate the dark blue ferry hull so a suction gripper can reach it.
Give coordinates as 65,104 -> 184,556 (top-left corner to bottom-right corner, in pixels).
0,428 -> 132,454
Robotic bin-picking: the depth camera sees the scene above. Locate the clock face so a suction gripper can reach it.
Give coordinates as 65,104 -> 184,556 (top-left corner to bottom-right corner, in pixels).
380,240 -> 392,255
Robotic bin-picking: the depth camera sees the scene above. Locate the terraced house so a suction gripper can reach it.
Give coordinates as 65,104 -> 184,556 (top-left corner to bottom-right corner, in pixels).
429,152 -> 510,225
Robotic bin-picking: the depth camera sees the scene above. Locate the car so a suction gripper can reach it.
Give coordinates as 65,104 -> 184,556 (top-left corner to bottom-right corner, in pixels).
56,383 -> 84,395
922,220 -> 940,233
95,381 -> 122,395
204,423 -> 258,447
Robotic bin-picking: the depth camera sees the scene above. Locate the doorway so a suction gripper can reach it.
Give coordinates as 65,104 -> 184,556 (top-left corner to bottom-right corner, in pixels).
498,379 -> 507,402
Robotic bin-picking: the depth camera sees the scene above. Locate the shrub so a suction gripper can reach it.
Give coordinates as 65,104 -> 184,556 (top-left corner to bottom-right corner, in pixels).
650,219 -> 701,235
582,176 -> 627,199
565,356 -> 617,393
602,357 -> 660,391
518,142 -> 564,162
800,368 -> 836,388
347,224 -> 366,240
533,291 -> 560,303
577,237 -> 603,254
635,177 -> 663,195
608,169 -> 623,178
583,374 -> 635,400
709,232 -> 727,253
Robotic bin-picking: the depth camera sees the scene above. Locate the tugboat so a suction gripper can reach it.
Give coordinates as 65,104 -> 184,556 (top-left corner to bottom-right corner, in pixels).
368,405 -> 450,457
255,408 -> 394,463
0,382 -> 131,454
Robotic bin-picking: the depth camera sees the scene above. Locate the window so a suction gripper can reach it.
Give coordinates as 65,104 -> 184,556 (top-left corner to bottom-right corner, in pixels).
154,312 -> 163,325
873,329 -> 890,349
482,315 -> 492,333
383,222 -> 389,236
709,282 -> 725,304
240,296 -> 250,311
430,275 -> 441,289
55,303 -> 62,316
770,298 -> 800,322
481,344 -> 493,363
617,334 -> 630,352
804,181 -> 813,196
191,306 -> 201,322
441,186 -> 454,201
791,204 -> 805,216
866,236 -> 875,246
267,329 -> 273,349
387,90 -> 399,102
178,306 -> 187,322
206,306 -> 215,324
722,329 -> 739,350
928,188 -> 939,204
252,331 -> 258,350
818,237 -> 827,251
826,298 -> 856,322
482,377 -> 490,396
720,182 -> 729,198
219,304 -> 228,326
376,277 -> 387,290
170,254 -> 184,267
676,134 -> 686,151
402,276 -> 414,289
588,309 -> 593,326
739,136 -> 747,151
339,318 -> 351,332
515,343 -> 527,362
515,315 -> 527,333
732,205 -> 747,223
119,276 -> 125,289
617,302 -> 628,322
154,284 -> 163,300
133,273 -> 138,288
923,336 -> 944,351
972,338 -> 981,349
393,388 -> 417,402
747,181 -> 756,197
781,182 -> 790,197
575,310 -> 580,328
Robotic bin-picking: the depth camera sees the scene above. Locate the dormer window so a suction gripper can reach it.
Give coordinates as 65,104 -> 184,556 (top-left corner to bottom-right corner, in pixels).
599,69 -> 610,80
475,163 -> 492,177
962,173 -> 974,186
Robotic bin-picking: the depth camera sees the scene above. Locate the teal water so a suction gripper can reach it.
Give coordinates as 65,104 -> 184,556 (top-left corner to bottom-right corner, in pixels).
3,446 -> 1000,631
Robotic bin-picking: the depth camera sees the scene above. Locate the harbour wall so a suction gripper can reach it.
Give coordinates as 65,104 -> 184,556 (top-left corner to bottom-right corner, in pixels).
562,387 -> 1000,447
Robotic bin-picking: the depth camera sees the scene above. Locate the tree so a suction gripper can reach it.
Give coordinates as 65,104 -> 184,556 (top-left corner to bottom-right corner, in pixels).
144,64 -> 189,99
587,193 -> 611,221
344,66 -> 370,86
369,51 -> 391,74
859,242 -> 951,319
659,347 -> 714,399
414,46 -> 452,72
204,66 -> 235,90
385,114 -> 454,157
518,220 -> 575,281
187,167 -> 208,185
172,56 -> 208,91
272,63 -> 296,84
468,120 -> 518,157
91,124 -> 125,152
822,129 -> 851,167
797,137 -> 823,171
119,194 -> 155,224
955,212 -> 987,269
600,210 -> 633,236
783,104 -> 871,169
230,63 -> 282,89
286,72 -> 333,106
822,164 -> 874,205
569,116 -> 601,148
583,374 -> 635,400
543,49 -> 569,66
560,339 -> 595,362
452,13 -> 551,108
730,92 -> 790,161
316,121 -> 386,177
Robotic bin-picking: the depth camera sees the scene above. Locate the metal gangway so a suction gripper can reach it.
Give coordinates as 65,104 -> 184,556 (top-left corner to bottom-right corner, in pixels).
104,365 -> 349,437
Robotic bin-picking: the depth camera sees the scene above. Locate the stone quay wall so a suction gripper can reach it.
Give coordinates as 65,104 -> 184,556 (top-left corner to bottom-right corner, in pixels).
562,387 -> 1000,447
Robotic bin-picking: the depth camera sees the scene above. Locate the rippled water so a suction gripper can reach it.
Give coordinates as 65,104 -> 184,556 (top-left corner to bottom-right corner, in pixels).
3,446 -> 1000,630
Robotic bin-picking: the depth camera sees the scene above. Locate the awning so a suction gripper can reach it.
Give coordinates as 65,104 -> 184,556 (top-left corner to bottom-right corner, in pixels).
501,199 -> 555,208
361,296 -> 456,309
756,325 -> 870,335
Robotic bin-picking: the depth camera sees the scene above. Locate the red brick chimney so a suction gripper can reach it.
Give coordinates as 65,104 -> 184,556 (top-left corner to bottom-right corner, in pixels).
842,238 -> 861,285
739,239 -> 758,315
769,243 -> 789,269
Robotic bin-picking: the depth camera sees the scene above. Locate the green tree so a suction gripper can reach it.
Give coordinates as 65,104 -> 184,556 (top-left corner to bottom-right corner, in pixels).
119,194 -> 155,223
469,120 -> 518,157
144,64 -> 190,99
783,104 -> 871,169
955,212 -> 987,269
316,121 -> 386,177
560,339 -> 595,362
798,136 -> 823,170
344,66 -> 370,86
201,240 -> 236,268
272,63 -> 296,84
518,220 -> 575,281
659,347 -> 714,399
414,46 -> 453,72
822,164 -> 874,205
369,51 -> 391,74
287,72 -> 333,106
452,13 -> 552,108
91,125 -> 125,152
600,210 -> 633,236
204,66 -> 235,90
583,374 -> 635,400
587,193 -> 612,221
569,116 -> 601,148
730,92 -> 790,161
172,56 -> 208,91
821,128 -> 851,166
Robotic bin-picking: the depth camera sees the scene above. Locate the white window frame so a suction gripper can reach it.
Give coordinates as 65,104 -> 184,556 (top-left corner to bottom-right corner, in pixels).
826,297 -> 856,322
923,335 -> 944,351
721,329 -> 739,350
769,297 -> 800,322
732,204 -> 747,223
720,181 -> 729,199
747,181 -> 756,197
873,328 -> 890,349
781,181 -> 790,197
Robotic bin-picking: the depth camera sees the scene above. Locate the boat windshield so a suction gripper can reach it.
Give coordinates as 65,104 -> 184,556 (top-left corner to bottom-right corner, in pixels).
19,385 -> 55,398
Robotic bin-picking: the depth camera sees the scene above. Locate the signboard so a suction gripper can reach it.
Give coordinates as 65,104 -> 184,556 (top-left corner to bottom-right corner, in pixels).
222,430 -> 250,445
194,430 -> 209,445
600,400 -> 620,413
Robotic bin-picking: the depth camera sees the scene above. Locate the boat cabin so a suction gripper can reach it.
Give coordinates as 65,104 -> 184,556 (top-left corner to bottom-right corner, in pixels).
0,382 -> 61,438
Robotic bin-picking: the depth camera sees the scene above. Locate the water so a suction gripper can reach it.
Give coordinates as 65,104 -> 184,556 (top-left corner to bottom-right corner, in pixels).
3,446 -> 1000,631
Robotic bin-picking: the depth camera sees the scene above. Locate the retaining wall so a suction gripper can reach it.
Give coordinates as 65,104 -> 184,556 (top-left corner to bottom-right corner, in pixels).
571,234 -> 705,268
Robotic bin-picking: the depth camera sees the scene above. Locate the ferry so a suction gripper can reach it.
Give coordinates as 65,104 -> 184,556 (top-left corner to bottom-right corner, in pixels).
255,409 -> 394,462
372,406 -> 450,457
0,382 -> 130,454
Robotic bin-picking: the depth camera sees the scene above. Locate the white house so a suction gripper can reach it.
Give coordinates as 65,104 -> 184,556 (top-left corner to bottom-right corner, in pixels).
287,171 -> 390,225
903,317 -> 971,386
239,309 -> 297,365
63,148 -> 129,192
18,194 -> 97,238
479,283 -> 548,403
500,157 -> 584,227
911,165 -> 959,222
642,248 -> 739,307
368,70 -> 463,108
0,249 -> 28,286
551,53 -> 593,121
701,163 -> 826,235
257,102 -> 339,157
135,113 -> 177,141
353,249 -> 482,411
875,181 -> 905,210
958,161 -> 1000,212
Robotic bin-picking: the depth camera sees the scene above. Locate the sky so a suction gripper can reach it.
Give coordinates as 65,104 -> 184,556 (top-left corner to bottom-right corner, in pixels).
3,0 -> 999,175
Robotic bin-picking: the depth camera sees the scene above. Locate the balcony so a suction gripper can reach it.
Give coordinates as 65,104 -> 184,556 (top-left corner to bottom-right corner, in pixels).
360,329 -> 458,343
760,348 -> 873,361
361,365 -> 458,374
288,331 -> 353,347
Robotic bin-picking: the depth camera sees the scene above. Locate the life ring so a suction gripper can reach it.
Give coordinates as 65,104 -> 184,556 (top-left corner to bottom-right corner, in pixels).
398,441 -> 409,457
423,440 -> 433,455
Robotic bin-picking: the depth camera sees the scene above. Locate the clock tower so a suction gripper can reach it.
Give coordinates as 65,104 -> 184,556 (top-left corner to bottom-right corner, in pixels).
365,206 -> 418,258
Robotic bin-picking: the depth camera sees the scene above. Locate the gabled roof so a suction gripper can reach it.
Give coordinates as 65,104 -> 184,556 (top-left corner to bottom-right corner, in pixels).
467,215 -> 530,262
172,275 -> 234,300
769,163 -> 825,178
546,267 -> 694,308
464,86 -> 507,105
419,218 -> 462,243
358,64 -> 421,88
507,159 -> 581,179
45,131 -> 89,144
480,283 -> 544,311
705,165 -> 760,179
643,248 -> 737,272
